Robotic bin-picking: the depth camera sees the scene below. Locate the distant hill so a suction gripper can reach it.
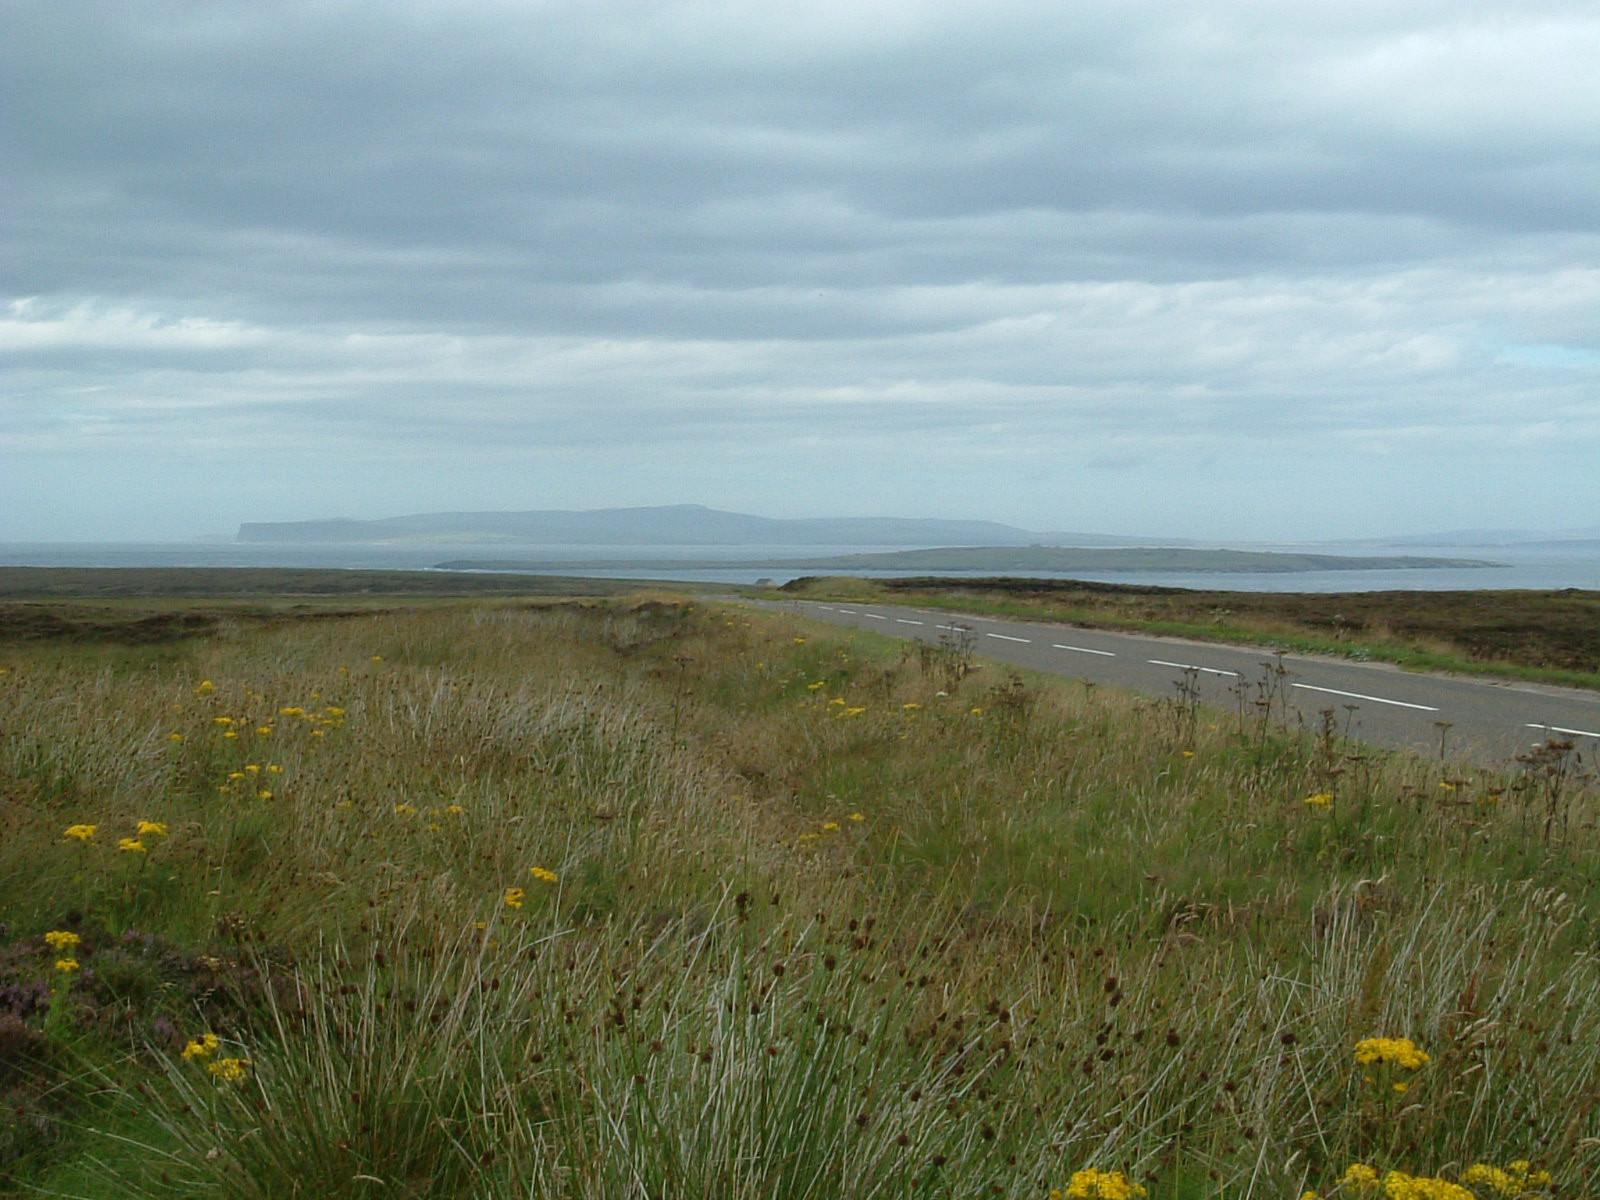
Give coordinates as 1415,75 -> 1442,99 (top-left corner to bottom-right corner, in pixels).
236,505 -> 1161,548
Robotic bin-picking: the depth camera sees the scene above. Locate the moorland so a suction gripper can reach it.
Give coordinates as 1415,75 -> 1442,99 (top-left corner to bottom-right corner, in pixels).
1,569 -> 1596,1198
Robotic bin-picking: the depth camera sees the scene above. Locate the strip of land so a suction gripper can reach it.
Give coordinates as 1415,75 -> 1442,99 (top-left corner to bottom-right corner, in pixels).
436,545 -> 1501,573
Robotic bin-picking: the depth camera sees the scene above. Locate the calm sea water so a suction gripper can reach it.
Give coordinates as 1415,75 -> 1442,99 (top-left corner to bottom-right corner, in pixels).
3,540 -> 1598,593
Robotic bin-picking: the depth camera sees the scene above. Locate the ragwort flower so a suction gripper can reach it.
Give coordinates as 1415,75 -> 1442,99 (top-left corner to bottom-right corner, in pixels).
1061,1168 -> 1147,1200
1354,1037 -> 1431,1069
182,1033 -> 221,1060
208,1057 -> 252,1083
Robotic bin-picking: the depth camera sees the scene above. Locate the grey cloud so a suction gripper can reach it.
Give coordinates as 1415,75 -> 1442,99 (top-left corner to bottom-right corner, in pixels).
3,0 -> 1597,541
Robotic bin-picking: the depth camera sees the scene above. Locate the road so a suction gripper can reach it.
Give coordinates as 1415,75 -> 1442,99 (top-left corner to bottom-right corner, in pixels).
745,596 -> 1600,767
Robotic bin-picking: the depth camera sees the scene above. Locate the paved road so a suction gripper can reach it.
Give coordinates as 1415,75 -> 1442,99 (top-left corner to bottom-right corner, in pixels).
745,597 -> 1600,768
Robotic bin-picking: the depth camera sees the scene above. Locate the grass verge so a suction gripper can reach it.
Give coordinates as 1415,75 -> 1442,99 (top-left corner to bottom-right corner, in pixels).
779,576 -> 1600,691
1,595 -> 1596,1197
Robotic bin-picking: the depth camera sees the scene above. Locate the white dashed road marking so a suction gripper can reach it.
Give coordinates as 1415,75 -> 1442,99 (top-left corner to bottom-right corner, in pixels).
1525,723 -> 1600,739
1148,658 -> 1238,677
896,619 -> 925,626
1292,683 -> 1439,711
986,633 -> 1032,643
1053,644 -> 1116,657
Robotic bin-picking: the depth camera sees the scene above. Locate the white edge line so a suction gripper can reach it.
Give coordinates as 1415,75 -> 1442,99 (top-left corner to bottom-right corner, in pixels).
1292,683 -> 1439,712
1525,723 -> 1600,739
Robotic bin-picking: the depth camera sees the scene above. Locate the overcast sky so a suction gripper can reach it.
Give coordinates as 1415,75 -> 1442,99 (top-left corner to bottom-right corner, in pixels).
4,0 -> 1598,543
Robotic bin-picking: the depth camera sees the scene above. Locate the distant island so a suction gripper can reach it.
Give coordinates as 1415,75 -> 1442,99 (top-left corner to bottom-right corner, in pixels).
436,546 -> 1502,574
238,506 -> 1503,575
237,505 -> 1173,548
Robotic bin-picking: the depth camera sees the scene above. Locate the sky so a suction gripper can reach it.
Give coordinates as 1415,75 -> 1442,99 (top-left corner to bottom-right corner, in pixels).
4,0 -> 1599,544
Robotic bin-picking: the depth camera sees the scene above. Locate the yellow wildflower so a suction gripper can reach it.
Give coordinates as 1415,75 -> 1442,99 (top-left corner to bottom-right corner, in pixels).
1341,1164 -> 1381,1189
213,716 -> 235,726
118,838 -> 146,854
849,812 -> 865,821
194,680 -> 215,694
1379,1170 -> 1473,1200
902,702 -> 921,711
208,1057 -> 251,1083
1463,1162 -> 1553,1196
44,930 -> 81,952
969,706 -> 984,715
821,822 -> 840,832
445,804 -> 465,815
807,681 -> 827,691
167,732 -> 184,742
529,867 -> 558,884
1354,1037 -> 1431,1069
1304,793 -> 1334,808
503,887 -> 526,909
182,1033 -> 221,1059
137,820 -> 169,838
64,824 -> 97,842
394,803 -> 417,816
1063,1168 -> 1147,1200
55,958 -> 80,973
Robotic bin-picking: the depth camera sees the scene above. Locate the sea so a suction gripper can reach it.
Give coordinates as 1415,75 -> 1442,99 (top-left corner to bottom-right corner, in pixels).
3,540 -> 1599,593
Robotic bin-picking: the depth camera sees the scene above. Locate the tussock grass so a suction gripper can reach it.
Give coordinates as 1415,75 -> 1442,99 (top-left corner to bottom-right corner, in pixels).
1,598 -> 1597,1198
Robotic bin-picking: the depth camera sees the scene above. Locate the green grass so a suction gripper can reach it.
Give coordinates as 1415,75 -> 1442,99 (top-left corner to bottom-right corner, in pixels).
1,596 -> 1597,1198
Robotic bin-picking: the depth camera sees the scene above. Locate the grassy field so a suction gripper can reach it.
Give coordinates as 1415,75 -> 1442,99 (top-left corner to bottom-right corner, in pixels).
2,583 -> 1598,1198
781,576 -> 1600,690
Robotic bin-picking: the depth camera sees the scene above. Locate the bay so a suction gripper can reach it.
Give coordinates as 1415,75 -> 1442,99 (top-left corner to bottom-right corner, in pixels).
3,539 -> 1598,593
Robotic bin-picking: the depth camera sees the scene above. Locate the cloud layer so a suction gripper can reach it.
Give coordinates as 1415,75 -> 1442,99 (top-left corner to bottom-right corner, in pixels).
4,0 -> 1598,540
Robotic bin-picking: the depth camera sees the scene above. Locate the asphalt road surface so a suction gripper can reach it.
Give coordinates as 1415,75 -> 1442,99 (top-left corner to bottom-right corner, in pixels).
746,596 -> 1600,769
